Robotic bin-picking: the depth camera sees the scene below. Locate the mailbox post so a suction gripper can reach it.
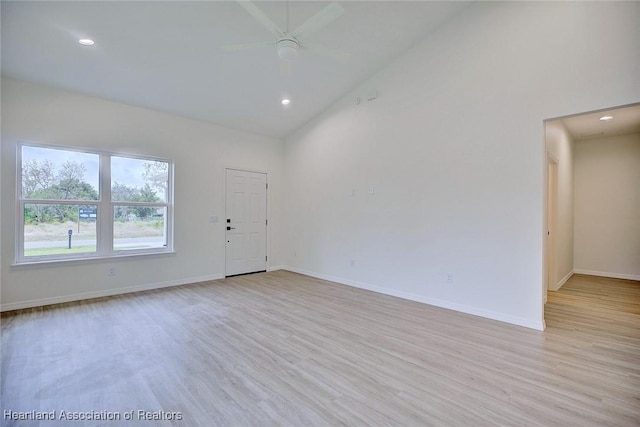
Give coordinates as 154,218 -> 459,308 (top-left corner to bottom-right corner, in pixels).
68,229 -> 73,249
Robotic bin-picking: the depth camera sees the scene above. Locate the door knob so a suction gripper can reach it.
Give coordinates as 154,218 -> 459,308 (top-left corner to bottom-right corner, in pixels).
227,226 -> 236,231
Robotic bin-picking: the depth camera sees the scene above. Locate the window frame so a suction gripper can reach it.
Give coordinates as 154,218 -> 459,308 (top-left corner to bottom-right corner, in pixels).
16,142 -> 174,264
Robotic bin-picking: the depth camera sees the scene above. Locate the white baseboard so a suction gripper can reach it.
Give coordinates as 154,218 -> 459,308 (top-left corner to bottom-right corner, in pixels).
268,265 -> 286,272
573,269 -> 640,282
0,273 -> 224,312
284,266 -> 544,331
550,270 -> 574,291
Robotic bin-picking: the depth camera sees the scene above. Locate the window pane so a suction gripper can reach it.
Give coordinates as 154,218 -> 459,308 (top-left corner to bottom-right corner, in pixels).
114,207 -> 167,251
21,146 -> 99,200
111,157 -> 168,202
24,204 -> 97,257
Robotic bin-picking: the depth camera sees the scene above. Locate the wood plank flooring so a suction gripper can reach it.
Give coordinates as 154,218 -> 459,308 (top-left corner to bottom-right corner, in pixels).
1,271 -> 639,426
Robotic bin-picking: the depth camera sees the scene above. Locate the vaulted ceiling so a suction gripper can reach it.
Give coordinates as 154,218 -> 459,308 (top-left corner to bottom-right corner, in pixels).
1,1 -> 472,138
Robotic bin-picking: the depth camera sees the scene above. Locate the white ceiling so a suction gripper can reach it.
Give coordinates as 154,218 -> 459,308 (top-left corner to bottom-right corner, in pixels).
560,104 -> 640,142
1,1 -> 472,138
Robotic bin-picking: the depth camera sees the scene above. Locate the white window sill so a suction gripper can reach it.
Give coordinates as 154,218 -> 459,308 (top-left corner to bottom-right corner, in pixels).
11,250 -> 176,268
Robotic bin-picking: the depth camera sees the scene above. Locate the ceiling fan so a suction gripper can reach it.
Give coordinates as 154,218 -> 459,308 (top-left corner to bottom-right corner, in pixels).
225,0 -> 347,62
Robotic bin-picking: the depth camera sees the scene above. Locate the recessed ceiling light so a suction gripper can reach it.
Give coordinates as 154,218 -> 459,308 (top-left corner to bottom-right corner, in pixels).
599,115 -> 613,121
78,38 -> 95,46
281,98 -> 291,106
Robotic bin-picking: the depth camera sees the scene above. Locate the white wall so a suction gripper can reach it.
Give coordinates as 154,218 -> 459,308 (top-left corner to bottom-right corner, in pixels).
574,133 -> 640,280
2,2 -> 639,329
283,1 -> 640,329
1,77 -> 284,310
545,121 -> 574,290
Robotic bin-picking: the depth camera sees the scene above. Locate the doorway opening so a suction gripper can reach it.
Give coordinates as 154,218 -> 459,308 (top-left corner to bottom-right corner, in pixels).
543,102 -> 640,324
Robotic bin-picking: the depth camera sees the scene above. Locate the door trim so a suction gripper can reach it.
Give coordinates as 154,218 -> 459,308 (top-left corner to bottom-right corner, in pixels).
545,153 -> 558,304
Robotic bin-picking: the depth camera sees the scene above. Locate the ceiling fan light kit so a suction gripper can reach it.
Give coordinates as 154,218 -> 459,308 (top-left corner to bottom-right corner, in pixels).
277,38 -> 299,61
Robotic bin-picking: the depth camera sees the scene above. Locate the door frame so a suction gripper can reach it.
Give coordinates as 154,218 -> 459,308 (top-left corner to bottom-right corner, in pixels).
224,167 -> 269,277
545,153 -> 559,305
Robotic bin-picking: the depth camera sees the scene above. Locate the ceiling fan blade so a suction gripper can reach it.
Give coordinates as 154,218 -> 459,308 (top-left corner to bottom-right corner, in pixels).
303,42 -> 350,61
222,41 -> 274,52
292,2 -> 344,39
236,1 -> 284,38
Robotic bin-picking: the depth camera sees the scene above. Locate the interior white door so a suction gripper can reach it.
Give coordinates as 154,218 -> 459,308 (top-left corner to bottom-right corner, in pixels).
225,169 -> 267,276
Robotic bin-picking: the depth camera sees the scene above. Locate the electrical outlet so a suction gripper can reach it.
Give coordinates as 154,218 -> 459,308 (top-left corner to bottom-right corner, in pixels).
446,273 -> 453,284
108,267 -> 116,277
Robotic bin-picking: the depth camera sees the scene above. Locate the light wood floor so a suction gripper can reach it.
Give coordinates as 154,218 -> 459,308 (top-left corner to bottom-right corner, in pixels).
2,272 -> 639,426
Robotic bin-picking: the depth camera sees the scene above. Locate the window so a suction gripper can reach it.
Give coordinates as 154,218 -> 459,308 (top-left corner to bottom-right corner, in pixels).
17,143 -> 173,263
